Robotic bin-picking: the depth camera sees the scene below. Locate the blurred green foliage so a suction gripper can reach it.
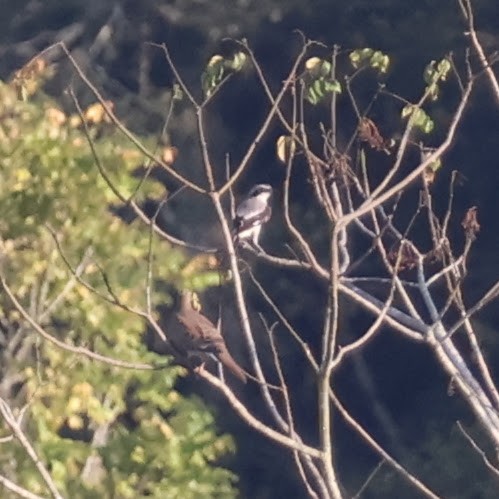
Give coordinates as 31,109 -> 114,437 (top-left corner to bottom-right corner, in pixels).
0,80 -> 237,498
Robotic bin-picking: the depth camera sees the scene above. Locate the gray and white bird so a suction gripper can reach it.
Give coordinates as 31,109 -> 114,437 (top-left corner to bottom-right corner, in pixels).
233,184 -> 272,251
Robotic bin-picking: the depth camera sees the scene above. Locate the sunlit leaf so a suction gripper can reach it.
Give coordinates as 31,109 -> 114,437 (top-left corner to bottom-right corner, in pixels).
226,51 -> 247,72
350,48 -> 389,73
202,56 -> 224,97
423,57 -> 451,101
276,135 -> 297,164
401,104 -> 414,118
11,57 -> 53,100
305,57 -> 331,77
401,104 -> 434,133
201,52 -> 247,98
161,146 -> 179,165
172,83 -> 183,101
0,80 -> 237,497
84,101 -> 113,124
323,80 -> 342,93
302,56 -> 341,104
181,254 -> 220,277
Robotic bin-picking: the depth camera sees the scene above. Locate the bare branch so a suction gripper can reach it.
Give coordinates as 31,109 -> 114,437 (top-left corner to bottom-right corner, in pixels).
0,398 -> 63,499
341,79 -> 473,230
459,0 -> 499,104
0,474 -> 45,499
457,421 -> 499,479
262,316 -> 326,499
218,39 -> 311,196
59,43 -> 205,194
351,460 -> 385,499
198,370 -> 322,459
0,273 -> 156,371
331,392 -> 440,499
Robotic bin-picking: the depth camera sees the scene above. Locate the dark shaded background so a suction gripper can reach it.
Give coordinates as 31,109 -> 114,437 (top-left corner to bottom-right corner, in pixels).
3,1 -> 499,497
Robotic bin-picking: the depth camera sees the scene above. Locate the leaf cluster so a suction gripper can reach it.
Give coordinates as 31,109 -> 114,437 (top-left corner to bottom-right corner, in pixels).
0,81 -> 237,497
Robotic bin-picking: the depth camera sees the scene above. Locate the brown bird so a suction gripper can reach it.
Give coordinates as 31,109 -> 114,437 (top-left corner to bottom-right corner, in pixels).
175,290 -> 247,383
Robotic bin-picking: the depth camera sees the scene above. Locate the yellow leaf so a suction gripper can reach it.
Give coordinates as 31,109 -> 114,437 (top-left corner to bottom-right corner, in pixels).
161,146 -> 179,165
84,101 -> 114,124
121,148 -> 142,162
45,107 -> 66,127
131,446 -> 146,464
119,289 -> 132,302
67,414 -> 84,430
276,135 -> 296,164
208,55 -> 224,67
12,168 -> 32,192
69,115 -> 82,128
87,309 -> 102,327
159,421 -> 174,439
167,390 -> 180,403
72,382 -> 93,399
67,397 -> 83,413
77,286 -> 91,299
11,58 -> 51,99
305,57 -> 322,71
181,254 -> 220,276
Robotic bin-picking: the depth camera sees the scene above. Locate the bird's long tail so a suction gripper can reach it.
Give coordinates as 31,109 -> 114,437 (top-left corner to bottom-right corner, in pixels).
219,349 -> 247,383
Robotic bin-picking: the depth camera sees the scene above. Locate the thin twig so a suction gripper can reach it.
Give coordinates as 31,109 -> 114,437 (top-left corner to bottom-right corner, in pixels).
331,392 -> 440,499
262,316 -> 325,499
457,421 -> 499,479
0,474 -> 45,499
197,370 -> 322,458
0,398 -> 63,499
341,79 -> 473,230
352,460 -> 385,499
60,43 -> 205,194
0,274 -> 156,371
459,0 -> 499,104
67,86 -> 216,253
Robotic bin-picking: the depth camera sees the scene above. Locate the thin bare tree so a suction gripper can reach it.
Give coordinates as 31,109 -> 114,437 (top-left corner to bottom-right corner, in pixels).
4,1 -> 499,497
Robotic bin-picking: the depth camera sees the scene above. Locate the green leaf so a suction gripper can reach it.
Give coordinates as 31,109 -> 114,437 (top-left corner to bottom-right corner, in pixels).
402,105 -> 434,134
202,55 -> 225,97
324,79 -> 342,94
424,60 -> 436,85
421,117 -> 434,134
350,48 -> 389,73
306,85 -> 319,105
350,48 -> 374,68
429,157 -> 442,172
226,51 -> 247,72
0,80 -> 238,497
423,57 -> 450,102
371,51 -> 390,73
401,104 -> 414,118
201,52 -> 247,98
173,83 -> 183,101
437,58 -> 451,80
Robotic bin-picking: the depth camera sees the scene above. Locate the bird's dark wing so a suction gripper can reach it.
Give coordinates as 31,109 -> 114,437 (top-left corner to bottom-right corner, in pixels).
233,198 -> 271,234
176,310 -> 247,383
179,310 -> 222,347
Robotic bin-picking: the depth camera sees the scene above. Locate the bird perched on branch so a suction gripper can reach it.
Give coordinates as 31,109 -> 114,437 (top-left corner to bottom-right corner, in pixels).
233,184 -> 272,251
175,290 -> 247,383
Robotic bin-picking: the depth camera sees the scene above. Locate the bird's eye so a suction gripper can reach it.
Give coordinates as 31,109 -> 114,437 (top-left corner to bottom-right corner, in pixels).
249,185 -> 271,197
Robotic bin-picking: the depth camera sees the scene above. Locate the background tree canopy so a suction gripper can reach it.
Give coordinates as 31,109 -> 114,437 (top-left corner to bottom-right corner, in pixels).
2,1 -> 499,498
0,81 -> 238,497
